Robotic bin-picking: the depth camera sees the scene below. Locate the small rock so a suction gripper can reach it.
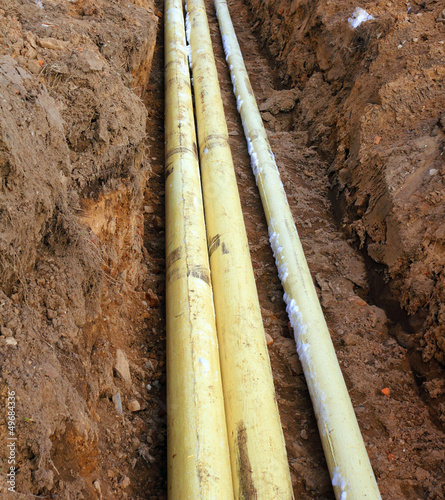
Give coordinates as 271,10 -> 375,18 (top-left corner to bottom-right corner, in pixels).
27,59 -> 42,74
427,449 -> 444,465
1,327 -> 13,337
289,355 -> 303,375
138,443 -> 156,463
153,216 -> 164,230
47,309 -> 57,320
436,9 -> 445,22
342,333 -> 357,346
25,31 -> 37,48
120,476 -> 131,489
145,359 -> 155,371
128,399 -> 141,412
79,50 -> 105,72
112,392 -> 124,415
25,46 -> 38,59
146,289 -> 159,308
93,480 -> 102,499
115,349 -> 132,386
5,337 -> 17,346
144,205 -> 154,213
415,467 -> 430,481
265,333 -> 274,346
429,169 -> 438,176
6,318 -> 18,330
300,429 -> 308,440
38,37 -> 67,50
261,111 -> 274,122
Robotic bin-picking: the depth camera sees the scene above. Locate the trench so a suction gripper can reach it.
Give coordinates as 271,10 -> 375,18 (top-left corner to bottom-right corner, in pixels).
330,182 -> 445,408
2,0 -> 444,497
137,0 -> 445,498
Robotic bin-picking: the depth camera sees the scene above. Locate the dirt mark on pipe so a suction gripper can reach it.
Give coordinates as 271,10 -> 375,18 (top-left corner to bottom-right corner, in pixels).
236,421 -> 257,500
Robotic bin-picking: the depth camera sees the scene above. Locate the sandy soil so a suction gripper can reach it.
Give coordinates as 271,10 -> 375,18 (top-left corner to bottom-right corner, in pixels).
0,0 -> 444,498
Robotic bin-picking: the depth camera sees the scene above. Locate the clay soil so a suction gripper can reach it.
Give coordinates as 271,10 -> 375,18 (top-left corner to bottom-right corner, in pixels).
0,0 -> 444,498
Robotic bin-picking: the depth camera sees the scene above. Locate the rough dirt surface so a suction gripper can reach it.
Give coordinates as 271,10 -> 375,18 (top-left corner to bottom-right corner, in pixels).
0,0 -> 167,498
247,0 -> 445,418
0,0 -> 444,498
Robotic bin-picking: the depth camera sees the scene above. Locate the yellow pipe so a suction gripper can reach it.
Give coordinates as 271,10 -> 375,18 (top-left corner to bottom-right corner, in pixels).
186,1 -> 294,498
164,1 -> 233,497
214,0 -> 382,498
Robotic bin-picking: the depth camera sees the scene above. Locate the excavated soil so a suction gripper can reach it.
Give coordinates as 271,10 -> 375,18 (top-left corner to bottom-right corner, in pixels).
0,0 -> 444,498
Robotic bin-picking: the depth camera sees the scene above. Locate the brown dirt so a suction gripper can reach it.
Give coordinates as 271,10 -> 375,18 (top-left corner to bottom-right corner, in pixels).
247,0 -> 445,418
0,0 -> 166,497
0,0 -> 444,498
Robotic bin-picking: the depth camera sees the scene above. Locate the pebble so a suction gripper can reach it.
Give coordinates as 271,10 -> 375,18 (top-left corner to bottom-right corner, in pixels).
436,9 -> 445,22
153,216 -> 164,230
342,333 -> 357,346
289,355 -> 303,375
112,392 -> 124,415
415,467 -> 430,481
146,289 -> 159,308
145,359 -> 155,371
120,476 -> 131,489
138,443 -> 156,463
47,309 -> 57,320
128,399 -> 141,412
6,318 -> 18,330
5,337 -> 17,346
300,429 -> 308,440
38,37 -> 66,50
1,327 -> 13,336
261,111 -> 274,122
115,349 -> 132,386
27,59 -> 42,74
265,333 -> 274,346
93,480 -> 102,499
429,169 -> 438,176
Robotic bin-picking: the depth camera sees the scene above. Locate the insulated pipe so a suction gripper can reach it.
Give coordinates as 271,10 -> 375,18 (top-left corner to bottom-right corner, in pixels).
185,0 -> 294,498
164,1 -> 234,497
214,1 -> 382,498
